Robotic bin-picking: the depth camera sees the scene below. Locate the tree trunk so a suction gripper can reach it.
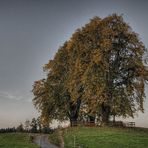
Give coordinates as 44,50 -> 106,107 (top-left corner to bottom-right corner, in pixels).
113,114 -> 116,123
101,103 -> 110,125
70,116 -> 78,126
89,115 -> 95,123
69,98 -> 81,127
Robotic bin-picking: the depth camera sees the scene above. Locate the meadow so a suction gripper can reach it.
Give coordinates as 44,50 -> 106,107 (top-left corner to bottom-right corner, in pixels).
0,133 -> 38,148
64,127 -> 148,148
49,127 -> 148,148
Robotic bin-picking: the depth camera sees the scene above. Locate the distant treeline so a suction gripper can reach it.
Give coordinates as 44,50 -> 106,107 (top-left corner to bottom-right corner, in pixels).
0,127 -> 16,133
0,117 -> 54,134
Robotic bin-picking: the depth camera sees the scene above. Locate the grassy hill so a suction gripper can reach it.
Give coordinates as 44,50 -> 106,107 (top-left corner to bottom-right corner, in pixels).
49,127 -> 148,148
0,133 -> 38,148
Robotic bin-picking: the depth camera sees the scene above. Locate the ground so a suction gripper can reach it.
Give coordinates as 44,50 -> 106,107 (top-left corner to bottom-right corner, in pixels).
0,133 -> 38,148
33,134 -> 58,148
49,127 -> 148,148
1,127 -> 148,148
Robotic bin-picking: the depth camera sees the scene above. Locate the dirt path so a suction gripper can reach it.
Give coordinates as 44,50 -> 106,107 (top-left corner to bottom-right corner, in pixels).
33,135 -> 58,148
58,130 -> 64,148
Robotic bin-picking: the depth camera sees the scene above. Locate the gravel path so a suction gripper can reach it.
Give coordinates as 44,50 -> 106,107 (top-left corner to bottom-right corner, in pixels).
33,135 -> 58,148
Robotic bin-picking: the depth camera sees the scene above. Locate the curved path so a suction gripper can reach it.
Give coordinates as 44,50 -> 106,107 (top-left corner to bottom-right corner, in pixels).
33,135 -> 58,148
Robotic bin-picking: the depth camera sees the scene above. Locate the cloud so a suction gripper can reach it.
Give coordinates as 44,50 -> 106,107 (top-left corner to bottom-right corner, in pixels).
0,91 -> 32,102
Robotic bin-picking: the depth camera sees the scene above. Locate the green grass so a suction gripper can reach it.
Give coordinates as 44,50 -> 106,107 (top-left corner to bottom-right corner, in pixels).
63,127 -> 148,148
0,133 -> 39,148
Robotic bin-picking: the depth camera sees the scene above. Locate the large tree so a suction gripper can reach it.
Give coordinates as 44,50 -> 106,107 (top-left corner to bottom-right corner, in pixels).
33,43 -> 82,126
32,14 -> 148,126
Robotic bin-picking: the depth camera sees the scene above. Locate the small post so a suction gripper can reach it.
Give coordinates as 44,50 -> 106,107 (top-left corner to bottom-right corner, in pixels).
39,136 -> 41,148
74,135 -> 76,148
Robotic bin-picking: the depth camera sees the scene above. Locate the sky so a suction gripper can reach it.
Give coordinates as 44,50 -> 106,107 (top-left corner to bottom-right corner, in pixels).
0,0 -> 148,128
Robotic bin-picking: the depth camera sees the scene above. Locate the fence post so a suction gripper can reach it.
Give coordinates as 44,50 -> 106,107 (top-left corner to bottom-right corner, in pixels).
74,135 -> 76,148
39,135 -> 41,148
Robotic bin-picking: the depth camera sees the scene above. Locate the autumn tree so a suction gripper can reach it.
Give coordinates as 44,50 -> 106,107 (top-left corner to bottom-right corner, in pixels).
33,14 -> 148,126
33,43 -> 82,126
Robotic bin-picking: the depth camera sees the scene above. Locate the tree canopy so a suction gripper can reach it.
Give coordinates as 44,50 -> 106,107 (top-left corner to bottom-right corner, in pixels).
32,14 -> 148,125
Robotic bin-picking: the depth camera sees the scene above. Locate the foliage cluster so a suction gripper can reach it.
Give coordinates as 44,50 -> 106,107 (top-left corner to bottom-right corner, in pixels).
32,14 -> 148,125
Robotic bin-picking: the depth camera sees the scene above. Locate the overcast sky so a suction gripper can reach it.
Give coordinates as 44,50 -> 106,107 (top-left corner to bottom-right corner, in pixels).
0,0 -> 148,128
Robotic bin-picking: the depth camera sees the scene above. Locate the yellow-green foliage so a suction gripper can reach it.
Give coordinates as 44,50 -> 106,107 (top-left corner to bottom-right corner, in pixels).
32,14 -> 148,124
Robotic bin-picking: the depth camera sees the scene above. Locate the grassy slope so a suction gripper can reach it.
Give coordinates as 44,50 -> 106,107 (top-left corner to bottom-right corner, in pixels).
0,133 -> 39,148
63,127 -> 148,148
49,127 -> 148,148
